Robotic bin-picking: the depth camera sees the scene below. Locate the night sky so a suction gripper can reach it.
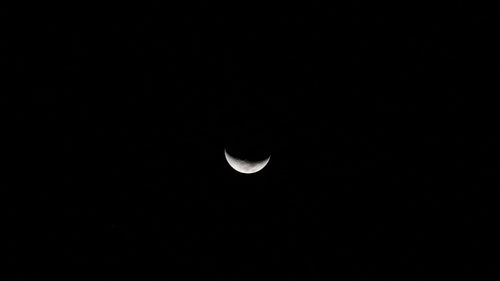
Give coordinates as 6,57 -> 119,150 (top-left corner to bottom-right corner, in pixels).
3,2 -> 496,280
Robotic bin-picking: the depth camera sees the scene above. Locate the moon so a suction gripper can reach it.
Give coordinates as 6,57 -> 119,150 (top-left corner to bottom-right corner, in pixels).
224,149 -> 271,174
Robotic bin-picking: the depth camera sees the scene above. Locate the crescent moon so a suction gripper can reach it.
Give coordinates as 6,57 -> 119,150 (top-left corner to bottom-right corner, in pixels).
224,149 -> 271,174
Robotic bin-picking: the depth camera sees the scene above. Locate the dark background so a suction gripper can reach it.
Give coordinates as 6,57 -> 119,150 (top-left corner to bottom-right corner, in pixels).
3,2 -> 497,280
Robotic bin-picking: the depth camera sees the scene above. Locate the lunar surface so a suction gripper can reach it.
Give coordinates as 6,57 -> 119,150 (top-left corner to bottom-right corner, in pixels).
224,149 -> 270,174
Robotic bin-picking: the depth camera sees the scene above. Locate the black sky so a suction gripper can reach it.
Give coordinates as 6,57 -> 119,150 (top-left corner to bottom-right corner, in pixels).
3,2 -> 496,280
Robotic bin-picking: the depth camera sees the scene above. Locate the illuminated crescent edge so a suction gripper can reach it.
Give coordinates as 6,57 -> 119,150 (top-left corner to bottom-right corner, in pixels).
224,149 -> 271,174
